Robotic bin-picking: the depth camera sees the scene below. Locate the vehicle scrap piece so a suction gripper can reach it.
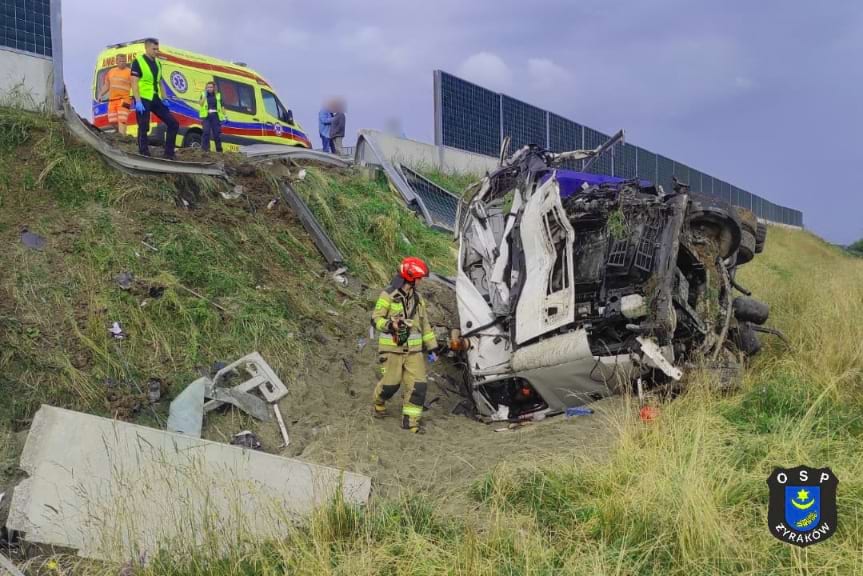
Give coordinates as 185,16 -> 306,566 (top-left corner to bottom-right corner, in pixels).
453,133 -> 775,420
279,182 -> 345,269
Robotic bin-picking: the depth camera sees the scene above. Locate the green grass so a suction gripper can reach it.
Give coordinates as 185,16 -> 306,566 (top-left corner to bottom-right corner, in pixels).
2,106 -> 863,575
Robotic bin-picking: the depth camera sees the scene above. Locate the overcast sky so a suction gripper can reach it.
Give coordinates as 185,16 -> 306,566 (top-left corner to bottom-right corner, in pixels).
63,0 -> 862,244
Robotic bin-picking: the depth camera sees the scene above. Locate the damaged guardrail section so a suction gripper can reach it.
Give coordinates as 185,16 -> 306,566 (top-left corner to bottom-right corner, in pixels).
6,405 -> 370,562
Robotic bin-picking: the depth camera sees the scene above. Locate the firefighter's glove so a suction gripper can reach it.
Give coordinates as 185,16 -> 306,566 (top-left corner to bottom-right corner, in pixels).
427,351 -> 438,364
134,100 -> 145,114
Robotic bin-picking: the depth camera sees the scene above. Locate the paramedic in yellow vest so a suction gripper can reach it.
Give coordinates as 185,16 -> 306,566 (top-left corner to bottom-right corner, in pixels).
98,54 -> 132,135
371,257 -> 439,434
199,81 -> 226,153
130,38 -> 180,159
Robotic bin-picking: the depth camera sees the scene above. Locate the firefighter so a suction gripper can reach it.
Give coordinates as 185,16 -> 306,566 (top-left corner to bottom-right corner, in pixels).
371,257 -> 439,433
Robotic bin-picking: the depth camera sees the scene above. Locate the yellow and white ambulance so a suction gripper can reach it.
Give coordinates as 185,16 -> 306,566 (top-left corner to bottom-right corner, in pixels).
92,40 -> 311,150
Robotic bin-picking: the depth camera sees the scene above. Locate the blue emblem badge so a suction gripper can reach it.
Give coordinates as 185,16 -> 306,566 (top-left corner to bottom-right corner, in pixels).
767,466 -> 837,547
170,71 -> 188,94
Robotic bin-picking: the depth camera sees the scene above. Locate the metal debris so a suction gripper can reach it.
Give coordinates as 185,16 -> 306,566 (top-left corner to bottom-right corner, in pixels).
220,185 -> 244,200
167,377 -> 207,437
205,387 -> 272,422
109,321 -> 126,340
147,378 -> 162,404
114,271 -> 135,290
231,430 -> 262,450
273,404 -> 290,447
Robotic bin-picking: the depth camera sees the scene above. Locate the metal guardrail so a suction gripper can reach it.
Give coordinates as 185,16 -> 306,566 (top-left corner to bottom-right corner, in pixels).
398,165 -> 460,232
63,100 -> 226,177
239,144 -> 353,169
280,182 -> 345,268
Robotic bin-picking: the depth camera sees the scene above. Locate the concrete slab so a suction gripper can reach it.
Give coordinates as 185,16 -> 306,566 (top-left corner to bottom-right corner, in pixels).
6,406 -> 371,562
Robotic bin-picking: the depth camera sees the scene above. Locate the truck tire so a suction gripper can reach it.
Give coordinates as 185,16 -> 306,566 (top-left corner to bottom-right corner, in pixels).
733,296 -> 770,325
735,322 -> 762,357
688,193 -> 742,260
755,222 -> 767,254
737,229 -> 756,265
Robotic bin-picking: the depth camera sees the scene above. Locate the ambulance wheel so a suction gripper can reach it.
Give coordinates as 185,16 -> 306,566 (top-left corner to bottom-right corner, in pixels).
183,130 -> 202,149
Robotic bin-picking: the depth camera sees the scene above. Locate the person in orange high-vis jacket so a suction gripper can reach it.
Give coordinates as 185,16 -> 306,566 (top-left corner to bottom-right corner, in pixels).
99,54 -> 132,135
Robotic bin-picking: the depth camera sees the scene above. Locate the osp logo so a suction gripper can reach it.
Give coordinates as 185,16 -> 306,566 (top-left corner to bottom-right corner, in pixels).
170,71 -> 188,94
767,466 -> 838,547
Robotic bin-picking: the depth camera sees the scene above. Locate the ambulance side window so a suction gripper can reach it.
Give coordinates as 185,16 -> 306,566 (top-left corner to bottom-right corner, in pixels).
262,89 -> 293,123
262,90 -> 279,119
215,77 -> 256,116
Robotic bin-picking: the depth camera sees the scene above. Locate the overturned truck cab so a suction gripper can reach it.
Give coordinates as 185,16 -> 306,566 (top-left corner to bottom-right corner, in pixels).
455,133 -> 772,420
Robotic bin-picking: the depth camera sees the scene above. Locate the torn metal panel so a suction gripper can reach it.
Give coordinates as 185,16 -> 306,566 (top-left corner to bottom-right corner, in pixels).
636,336 -> 683,381
63,100 -> 226,178
166,376 -> 207,437
239,144 -> 352,169
205,388 -> 272,422
7,406 -> 371,562
279,183 -> 345,268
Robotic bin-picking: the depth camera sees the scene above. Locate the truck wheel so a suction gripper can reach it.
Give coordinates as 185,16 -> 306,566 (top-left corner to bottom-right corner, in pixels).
755,222 -> 767,254
688,193 -> 742,260
737,229 -> 756,265
183,130 -> 202,149
735,322 -> 762,357
733,296 -> 770,325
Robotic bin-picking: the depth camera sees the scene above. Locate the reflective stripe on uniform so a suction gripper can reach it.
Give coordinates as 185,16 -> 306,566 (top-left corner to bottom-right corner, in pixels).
402,404 -> 423,417
408,337 -> 423,346
422,332 -> 435,342
389,302 -> 404,314
375,317 -> 389,331
374,298 -> 390,311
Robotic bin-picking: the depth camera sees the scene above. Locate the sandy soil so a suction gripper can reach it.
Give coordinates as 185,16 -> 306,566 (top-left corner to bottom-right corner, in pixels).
202,280 -> 623,509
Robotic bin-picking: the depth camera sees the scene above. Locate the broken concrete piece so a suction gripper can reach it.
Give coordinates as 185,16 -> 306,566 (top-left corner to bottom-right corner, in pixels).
0,552 -> 25,576
7,406 -> 371,562
167,377 -> 207,437
205,387 -> 272,422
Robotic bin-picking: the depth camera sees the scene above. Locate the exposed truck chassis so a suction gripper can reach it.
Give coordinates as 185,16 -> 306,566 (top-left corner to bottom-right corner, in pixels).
455,135 -> 774,420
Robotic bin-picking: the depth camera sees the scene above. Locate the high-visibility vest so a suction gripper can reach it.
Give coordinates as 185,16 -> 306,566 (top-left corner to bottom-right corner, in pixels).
199,91 -> 225,120
135,55 -> 163,100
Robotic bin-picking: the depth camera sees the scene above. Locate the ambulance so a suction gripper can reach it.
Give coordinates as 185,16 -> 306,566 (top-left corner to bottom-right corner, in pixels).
92,40 -> 311,151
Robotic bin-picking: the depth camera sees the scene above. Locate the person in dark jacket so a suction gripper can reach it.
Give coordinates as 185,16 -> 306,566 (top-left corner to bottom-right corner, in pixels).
318,101 -> 334,152
330,98 -> 346,155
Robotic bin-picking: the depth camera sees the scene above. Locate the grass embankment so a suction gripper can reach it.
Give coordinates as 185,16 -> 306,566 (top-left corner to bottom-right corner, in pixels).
0,106 -> 452,463
136,229 -> 863,575
2,106 -> 862,575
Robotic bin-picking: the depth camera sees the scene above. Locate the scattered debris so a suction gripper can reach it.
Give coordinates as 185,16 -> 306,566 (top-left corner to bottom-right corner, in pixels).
266,198 -> 279,210
147,378 -> 163,404
167,377 -> 207,437
273,404 -> 291,447
108,321 -> 125,340
298,169 -> 307,181
174,283 -> 227,313
331,266 -> 348,286
342,358 -> 353,374
20,228 -> 45,251
640,405 -> 660,422
357,337 -> 368,352
114,271 -> 135,290
206,386 -> 272,422
6,405 -> 371,562
231,430 -> 262,450
220,185 -> 244,200
565,406 -> 594,417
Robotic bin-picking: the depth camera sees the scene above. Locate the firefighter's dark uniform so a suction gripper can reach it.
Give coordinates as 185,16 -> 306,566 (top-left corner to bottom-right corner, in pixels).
371,275 -> 437,430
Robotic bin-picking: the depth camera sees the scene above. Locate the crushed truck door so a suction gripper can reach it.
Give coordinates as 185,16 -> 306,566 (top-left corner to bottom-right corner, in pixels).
514,174 -> 576,345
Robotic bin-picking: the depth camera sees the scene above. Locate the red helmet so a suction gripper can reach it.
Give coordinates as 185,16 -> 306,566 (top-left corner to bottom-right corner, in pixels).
400,257 -> 429,282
